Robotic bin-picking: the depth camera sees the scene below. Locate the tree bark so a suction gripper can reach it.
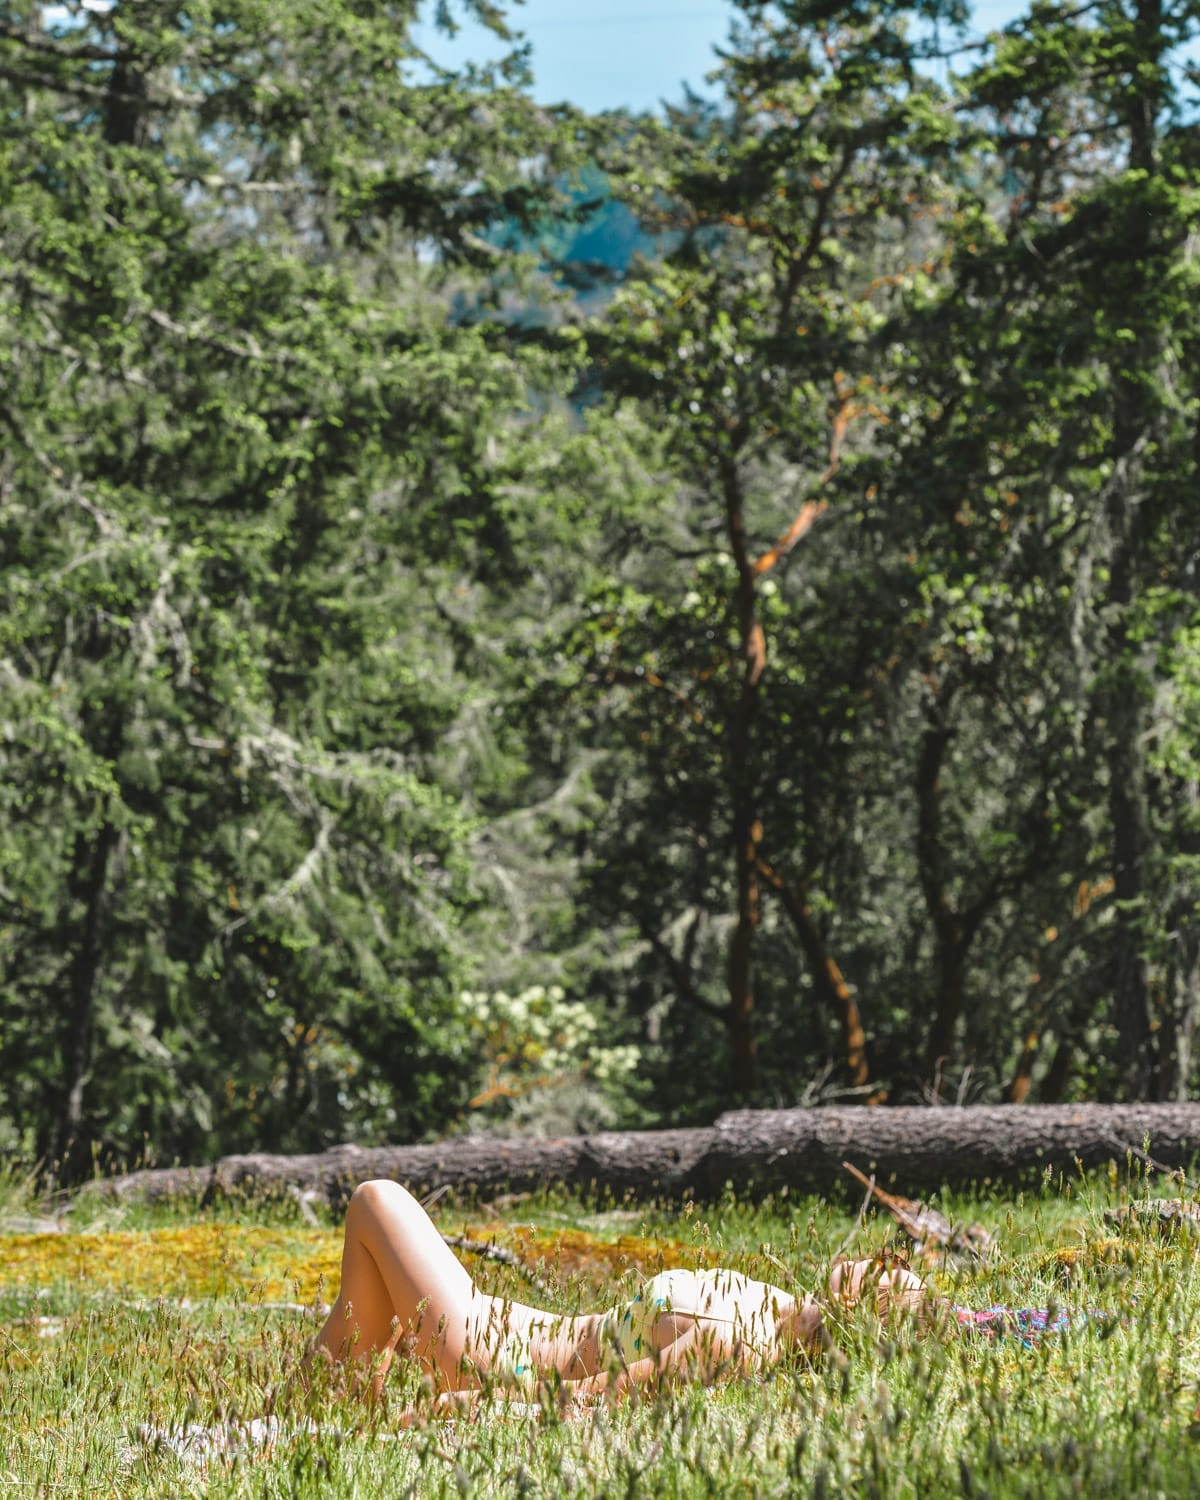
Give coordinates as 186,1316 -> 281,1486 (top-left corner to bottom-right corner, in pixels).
1106,556 -> 1154,1096
50,818 -> 123,1180
100,1103 -> 1200,1210
1102,0 -> 1164,1098
757,858 -> 868,1087
1159,789 -> 1200,1100
915,692 -> 981,1080
720,451 -> 761,1096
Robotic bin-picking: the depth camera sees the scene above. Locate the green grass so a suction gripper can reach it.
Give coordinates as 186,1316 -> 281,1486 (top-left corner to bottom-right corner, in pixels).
4,1168 -> 1200,1496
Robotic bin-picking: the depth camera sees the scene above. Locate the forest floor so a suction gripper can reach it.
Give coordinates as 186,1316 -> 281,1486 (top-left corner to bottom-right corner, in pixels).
2,1166 -> 1200,1497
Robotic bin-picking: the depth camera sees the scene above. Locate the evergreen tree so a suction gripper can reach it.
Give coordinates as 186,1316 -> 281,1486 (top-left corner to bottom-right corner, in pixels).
0,0 -> 580,1172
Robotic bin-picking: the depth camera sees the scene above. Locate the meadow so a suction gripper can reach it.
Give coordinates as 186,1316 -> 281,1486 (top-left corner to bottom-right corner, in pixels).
3,1166 -> 1200,1497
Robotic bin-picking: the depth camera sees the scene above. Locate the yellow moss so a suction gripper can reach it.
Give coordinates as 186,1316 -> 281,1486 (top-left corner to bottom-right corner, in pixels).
0,1221 -> 719,1310
1041,1237 -> 1151,1280
509,1223 -> 715,1276
0,1225 -> 343,1303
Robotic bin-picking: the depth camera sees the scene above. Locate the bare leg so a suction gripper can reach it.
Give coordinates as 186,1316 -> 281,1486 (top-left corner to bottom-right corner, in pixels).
311,1180 -> 480,1390
309,1179 -> 627,1402
776,1295 -> 827,1353
307,1181 -> 851,1405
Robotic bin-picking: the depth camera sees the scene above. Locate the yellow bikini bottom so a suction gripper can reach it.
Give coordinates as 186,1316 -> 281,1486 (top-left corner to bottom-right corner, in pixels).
488,1275 -> 675,1386
601,1270 -> 680,1364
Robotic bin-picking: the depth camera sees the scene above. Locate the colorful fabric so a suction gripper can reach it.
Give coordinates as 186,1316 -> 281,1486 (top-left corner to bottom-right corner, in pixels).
951,1304 -> 1108,1347
601,1284 -> 671,1363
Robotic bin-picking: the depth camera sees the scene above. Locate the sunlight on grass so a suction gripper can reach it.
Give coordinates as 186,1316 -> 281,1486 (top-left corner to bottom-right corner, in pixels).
4,1177 -> 1200,1496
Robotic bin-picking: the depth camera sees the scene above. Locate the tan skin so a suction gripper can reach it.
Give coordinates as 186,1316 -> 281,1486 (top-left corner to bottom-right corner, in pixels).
306,1180 -> 929,1417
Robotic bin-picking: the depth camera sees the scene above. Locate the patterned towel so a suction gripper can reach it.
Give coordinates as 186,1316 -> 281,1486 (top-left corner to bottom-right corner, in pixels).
951,1305 -> 1111,1347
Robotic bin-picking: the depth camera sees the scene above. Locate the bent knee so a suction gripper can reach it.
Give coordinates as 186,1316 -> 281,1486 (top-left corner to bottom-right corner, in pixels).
347,1178 -> 411,1219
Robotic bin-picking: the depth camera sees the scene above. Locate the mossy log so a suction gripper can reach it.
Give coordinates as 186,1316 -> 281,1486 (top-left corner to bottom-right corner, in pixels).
99,1104 -> 1200,1210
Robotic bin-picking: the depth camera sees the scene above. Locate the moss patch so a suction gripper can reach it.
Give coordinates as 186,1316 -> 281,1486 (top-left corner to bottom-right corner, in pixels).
0,1219 -> 719,1310
0,1225 -> 343,1304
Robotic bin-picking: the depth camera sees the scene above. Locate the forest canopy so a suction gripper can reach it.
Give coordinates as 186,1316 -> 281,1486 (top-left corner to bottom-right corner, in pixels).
2,0 -> 1199,1179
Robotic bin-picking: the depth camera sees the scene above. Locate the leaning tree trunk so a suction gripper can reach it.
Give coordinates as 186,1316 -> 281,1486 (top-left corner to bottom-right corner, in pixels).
100,1103 -> 1200,1211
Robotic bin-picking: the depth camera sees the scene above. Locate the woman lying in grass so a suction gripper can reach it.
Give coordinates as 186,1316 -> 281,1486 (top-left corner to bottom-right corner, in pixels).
305,1179 -> 929,1414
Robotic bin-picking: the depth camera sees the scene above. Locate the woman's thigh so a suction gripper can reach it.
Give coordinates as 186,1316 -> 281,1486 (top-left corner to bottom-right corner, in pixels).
314,1180 -> 479,1378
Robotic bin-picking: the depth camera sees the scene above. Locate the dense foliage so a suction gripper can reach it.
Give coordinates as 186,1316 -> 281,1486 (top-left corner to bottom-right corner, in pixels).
1,0 -> 1199,1173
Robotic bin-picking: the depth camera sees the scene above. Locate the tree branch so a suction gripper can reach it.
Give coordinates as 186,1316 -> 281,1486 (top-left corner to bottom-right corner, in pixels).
751,373 -> 858,578
642,924 -> 727,1021
756,857 -> 869,1087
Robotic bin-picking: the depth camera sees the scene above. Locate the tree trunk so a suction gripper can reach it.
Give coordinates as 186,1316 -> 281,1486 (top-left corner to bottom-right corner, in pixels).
104,40 -> 148,150
1158,787 -> 1200,1099
916,695 -> 972,1080
1159,957 -> 1200,1101
757,858 -> 868,1087
1040,1038 -> 1074,1103
1106,593 -> 1154,1096
1102,0 -> 1164,1099
53,820 -> 122,1179
1007,1031 -> 1039,1104
721,451 -> 761,1096
101,1103 -> 1200,1209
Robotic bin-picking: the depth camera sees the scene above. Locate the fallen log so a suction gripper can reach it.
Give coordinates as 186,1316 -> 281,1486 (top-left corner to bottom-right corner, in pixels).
97,1103 -> 1200,1210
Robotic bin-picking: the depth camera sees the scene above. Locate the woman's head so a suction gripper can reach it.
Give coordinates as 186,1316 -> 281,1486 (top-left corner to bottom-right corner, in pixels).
827,1256 -> 931,1324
